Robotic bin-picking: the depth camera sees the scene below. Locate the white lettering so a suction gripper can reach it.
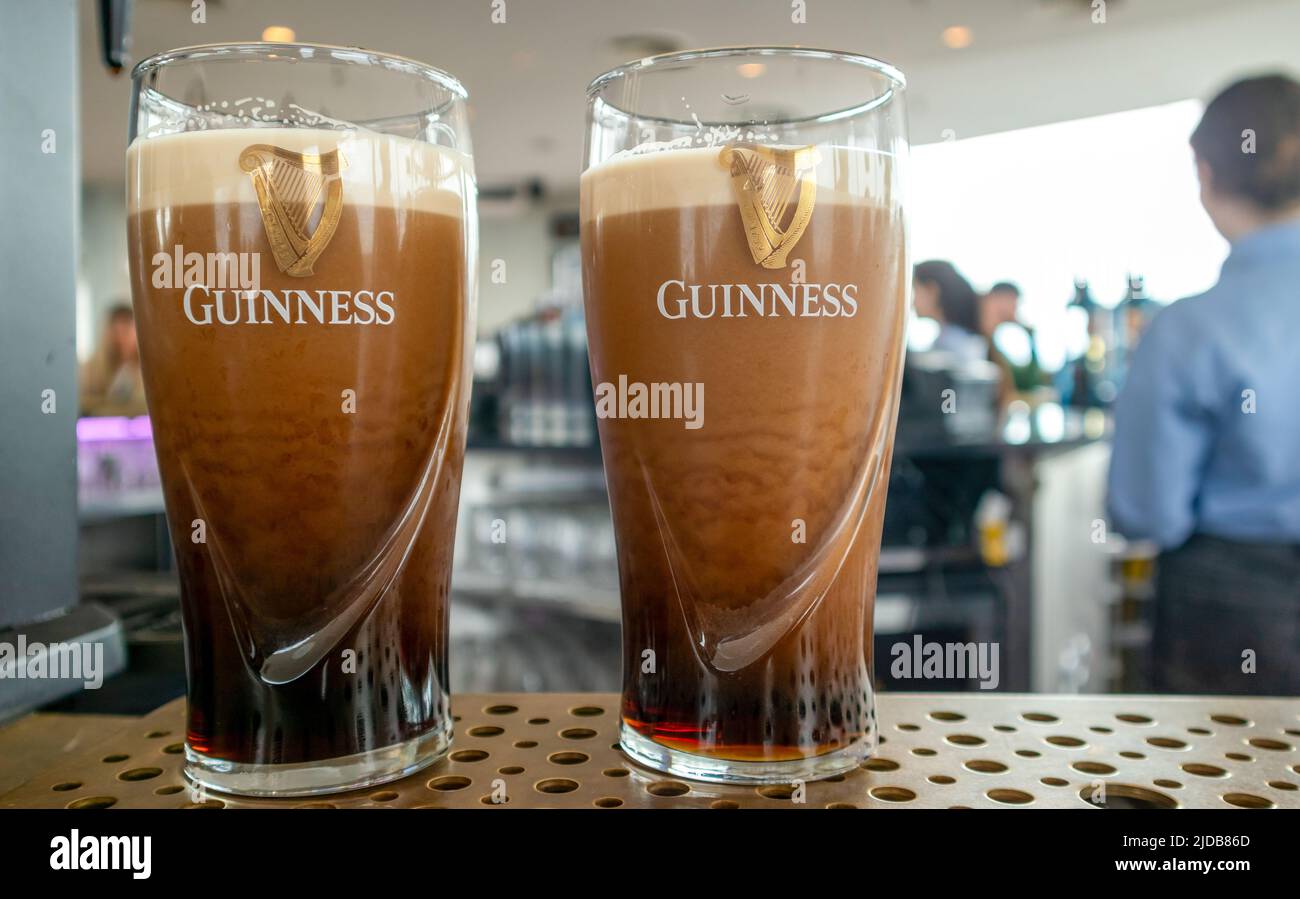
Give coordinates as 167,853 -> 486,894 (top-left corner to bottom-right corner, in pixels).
655,279 -> 859,319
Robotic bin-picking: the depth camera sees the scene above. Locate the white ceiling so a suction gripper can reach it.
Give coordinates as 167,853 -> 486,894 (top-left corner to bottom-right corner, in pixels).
78,0 -> 1300,191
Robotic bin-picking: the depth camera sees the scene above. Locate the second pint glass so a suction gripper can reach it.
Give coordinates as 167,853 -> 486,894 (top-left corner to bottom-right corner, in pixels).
127,44 -> 476,796
581,47 -> 910,783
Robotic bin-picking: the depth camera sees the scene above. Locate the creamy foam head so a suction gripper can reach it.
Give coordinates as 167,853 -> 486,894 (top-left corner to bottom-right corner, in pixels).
128,127 -> 472,216
580,144 -> 897,221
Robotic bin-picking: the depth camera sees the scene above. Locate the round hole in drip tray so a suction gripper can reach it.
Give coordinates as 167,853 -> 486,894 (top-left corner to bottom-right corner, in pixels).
1076,783 -> 1177,809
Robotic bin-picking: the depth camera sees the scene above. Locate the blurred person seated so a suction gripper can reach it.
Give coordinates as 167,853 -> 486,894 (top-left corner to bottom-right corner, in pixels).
913,260 -> 988,363
1108,75 -> 1300,695
80,302 -> 147,417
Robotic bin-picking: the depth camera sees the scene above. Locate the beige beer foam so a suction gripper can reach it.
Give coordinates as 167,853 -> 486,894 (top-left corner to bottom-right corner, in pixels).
580,144 -> 897,221
128,127 -> 471,216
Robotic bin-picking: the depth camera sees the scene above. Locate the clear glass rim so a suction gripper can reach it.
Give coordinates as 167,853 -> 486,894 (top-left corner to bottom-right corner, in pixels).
586,45 -> 905,125
130,41 -> 468,100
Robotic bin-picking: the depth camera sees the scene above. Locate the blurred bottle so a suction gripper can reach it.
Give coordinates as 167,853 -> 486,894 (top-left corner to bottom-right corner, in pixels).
1111,273 -> 1161,391
1107,537 -> 1158,691
493,310 -> 595,449
974,490 -> 1010,567
1064,279 -> 1120,407
975,489 -> 1025,568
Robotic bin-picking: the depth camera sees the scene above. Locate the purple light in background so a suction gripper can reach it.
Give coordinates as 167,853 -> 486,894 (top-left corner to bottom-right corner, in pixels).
76,416 -> 153,443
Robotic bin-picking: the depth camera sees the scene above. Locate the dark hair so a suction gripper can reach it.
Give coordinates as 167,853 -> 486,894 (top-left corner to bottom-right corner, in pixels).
107,303 -> 134,323
1190,74 -> 1300,211
988,281 -> 1021,297
914,260 -> 980,333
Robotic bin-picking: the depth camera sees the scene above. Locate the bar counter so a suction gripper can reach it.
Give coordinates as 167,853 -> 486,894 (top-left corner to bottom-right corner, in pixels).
3,693 -> 1297,809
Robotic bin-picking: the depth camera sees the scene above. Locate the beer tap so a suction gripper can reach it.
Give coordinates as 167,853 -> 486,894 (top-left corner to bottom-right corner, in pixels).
97,0 -> 133,74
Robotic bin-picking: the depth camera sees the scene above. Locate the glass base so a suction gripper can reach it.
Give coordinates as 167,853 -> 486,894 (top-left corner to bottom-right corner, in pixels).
184,725 -> 451,798
619,721 -> 874,785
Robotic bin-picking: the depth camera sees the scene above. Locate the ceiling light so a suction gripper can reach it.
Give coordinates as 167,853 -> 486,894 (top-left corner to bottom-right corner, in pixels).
262,26 -> 296,43
941,26 -> 972,50
737,63 -> 766,79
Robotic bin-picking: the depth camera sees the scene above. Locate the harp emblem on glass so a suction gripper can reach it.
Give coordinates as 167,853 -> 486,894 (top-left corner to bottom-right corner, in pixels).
719,144 -> 820,269
239,144 -> 347,277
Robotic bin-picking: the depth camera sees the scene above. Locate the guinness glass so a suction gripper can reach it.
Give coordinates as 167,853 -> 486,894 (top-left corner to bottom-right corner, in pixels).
581,48 -> 910,783
127,44 -> 476,796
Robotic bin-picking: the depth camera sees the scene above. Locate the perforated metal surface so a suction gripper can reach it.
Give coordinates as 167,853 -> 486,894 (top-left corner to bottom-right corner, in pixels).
4,693 -> 1298,808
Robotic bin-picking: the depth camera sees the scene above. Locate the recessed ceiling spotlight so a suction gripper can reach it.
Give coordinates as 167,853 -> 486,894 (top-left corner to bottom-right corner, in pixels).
262,26 -> 296,43
941,26 -> 972,50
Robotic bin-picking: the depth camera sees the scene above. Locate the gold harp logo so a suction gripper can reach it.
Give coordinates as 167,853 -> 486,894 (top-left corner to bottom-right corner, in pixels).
719,144 -> 820,269
239,144 -> 346,277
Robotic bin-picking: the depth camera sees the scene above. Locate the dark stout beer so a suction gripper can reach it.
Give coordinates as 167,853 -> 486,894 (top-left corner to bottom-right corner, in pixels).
582,145 -> 908,777
127,127 -> 474,790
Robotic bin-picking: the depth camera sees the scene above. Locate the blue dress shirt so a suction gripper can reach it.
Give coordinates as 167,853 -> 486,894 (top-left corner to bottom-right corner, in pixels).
1108,218 -> 1300,550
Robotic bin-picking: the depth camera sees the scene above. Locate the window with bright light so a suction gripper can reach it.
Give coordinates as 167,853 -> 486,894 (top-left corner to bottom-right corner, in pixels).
908,99 -> 1227,372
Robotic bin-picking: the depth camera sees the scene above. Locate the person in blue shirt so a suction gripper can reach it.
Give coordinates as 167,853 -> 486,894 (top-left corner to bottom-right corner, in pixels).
1109,75 -> 1300,695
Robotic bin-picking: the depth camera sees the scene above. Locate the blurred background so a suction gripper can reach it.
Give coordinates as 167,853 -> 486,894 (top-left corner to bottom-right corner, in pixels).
4,0 -> 1299,720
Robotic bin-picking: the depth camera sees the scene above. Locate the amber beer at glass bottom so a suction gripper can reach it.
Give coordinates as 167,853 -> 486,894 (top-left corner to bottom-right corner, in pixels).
126,44 -> 476,796
582,48 -> 910,783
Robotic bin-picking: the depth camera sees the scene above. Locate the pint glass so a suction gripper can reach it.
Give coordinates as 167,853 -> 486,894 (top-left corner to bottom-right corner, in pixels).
581,48 -> 909,783
127,44 -> 476,796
